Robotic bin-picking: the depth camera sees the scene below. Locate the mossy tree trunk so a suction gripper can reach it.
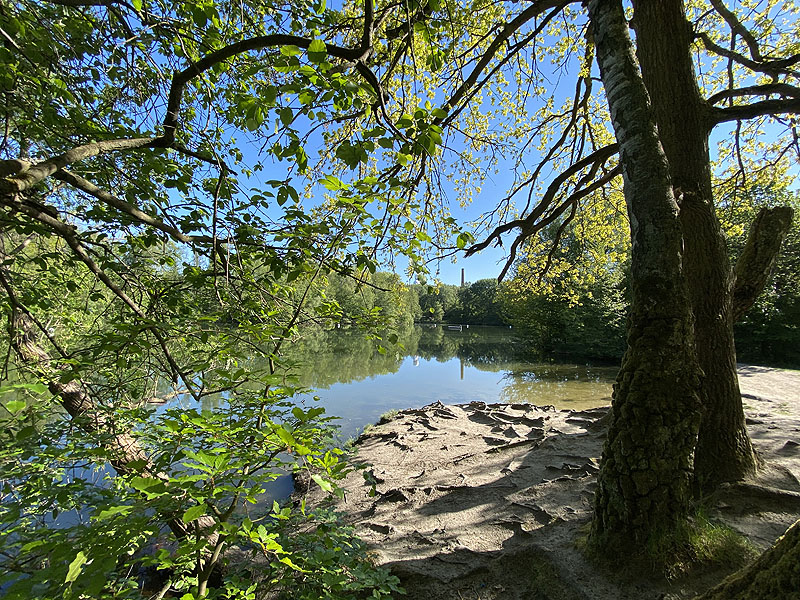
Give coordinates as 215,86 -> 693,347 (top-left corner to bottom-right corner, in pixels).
586,0 -> 703,548
631,0 -> 758,489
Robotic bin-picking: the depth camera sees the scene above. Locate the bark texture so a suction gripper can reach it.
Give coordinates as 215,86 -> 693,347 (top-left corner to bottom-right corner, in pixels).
732,206 -> 795,321
586,0 -> 702,547
694,519 -> 800,600
632,0 -> 757,488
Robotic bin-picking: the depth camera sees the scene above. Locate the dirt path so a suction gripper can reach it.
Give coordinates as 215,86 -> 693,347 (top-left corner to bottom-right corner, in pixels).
307,366 -> 800,600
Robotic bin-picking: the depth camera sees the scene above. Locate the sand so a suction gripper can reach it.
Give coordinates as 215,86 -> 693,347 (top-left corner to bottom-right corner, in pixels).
303,365 -> 800,600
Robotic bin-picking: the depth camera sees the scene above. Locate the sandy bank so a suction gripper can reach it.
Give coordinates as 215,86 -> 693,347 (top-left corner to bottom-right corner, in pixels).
305,366 -> 800,600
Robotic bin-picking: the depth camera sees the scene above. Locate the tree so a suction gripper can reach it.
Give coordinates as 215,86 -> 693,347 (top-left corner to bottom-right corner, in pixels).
0,0 -> 436,596
455,0 -> 796,550
2,0 -> 798,585
457,278 -> 505,324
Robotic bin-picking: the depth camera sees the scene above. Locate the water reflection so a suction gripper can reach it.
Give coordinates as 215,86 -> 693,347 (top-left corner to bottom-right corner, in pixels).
283,326 -> 616,437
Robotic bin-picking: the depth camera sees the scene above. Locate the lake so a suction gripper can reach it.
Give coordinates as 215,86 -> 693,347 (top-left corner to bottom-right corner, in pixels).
285,325 -> 617,438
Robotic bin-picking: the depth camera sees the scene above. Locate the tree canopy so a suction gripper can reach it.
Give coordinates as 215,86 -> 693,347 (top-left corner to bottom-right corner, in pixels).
1,0 -> 799,596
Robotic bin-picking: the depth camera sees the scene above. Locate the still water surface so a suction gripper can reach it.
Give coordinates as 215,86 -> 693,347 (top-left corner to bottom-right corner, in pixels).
52,325 -> 620,522
287,325 -> 616,438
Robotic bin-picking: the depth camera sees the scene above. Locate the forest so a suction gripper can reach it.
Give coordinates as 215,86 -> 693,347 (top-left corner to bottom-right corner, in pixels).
1,0 -> 799,599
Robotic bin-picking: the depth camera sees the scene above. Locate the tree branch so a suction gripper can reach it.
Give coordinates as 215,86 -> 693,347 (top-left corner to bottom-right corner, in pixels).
706,83 -> 800,106
440,1 -> 573,126
711,97 -> 800,125
732,206 -> 794,321
466,143 -> 618,257
0,195 -> 198,397
160,14 -> 375,145
52,169 -> 212,245
708,0 -> 763,62
695,30 -> 800,78
0,138 -> 154,194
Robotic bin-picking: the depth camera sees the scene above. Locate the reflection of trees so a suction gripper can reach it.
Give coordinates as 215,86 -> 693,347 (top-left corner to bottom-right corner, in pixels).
284,327 -> 424,388
279,325 -> 539,387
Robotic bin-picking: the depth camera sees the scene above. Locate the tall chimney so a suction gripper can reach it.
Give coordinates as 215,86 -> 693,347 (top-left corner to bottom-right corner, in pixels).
461,268 -> 465,287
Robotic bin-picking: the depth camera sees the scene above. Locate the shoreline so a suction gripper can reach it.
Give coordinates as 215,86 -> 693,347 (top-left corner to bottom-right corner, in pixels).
302,366 -> 800,600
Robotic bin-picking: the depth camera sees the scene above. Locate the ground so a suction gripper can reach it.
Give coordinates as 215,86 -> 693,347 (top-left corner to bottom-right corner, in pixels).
303,365 -> 800,600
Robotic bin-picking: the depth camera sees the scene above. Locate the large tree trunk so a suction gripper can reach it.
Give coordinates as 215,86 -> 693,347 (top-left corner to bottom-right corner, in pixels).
586,0 -> 703,548
632,0 -> 757,488
694,518 -> 800,599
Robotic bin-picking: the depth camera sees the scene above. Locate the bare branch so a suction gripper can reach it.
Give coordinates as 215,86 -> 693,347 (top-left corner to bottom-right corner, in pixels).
706,83 -> 800,106
711,97 -> 800,125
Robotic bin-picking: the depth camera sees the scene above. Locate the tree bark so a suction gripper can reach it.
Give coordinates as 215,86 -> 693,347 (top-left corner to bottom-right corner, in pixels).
693,519 -> 800,599
586,0 -> 702,548
632,0 -> 757,488
732,206 -> 795,322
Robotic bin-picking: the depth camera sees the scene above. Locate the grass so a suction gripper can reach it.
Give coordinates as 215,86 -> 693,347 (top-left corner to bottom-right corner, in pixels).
340,410 -> 402,451
582,510 -> 757,580
654,512 -> 758,578
377,409 -> 400,424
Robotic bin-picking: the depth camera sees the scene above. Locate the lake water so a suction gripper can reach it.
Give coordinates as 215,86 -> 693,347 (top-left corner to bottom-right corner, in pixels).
24,325 -> 619,527
286,325 -> 617,438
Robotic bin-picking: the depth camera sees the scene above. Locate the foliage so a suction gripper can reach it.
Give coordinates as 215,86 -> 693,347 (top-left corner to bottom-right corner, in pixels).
1,0 -> 457,595
0,375 -> 402,599
1,0 -> 799,591
499,188 -> 629,360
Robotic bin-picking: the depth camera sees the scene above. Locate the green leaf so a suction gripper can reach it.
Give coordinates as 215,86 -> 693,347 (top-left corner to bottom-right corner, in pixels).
275,426 -> 295,447
311,474 -> 333,493
279,107 -> 293,127
280,45 -> 302,57
182,504 -> 207,523
65,551 -> 88,584
336,141 -> 367,169
308,39 -> 327,63
320,174 -> 344,191
96,505 -> 132,521
4,400 -> 26,414
264,85 -> 278,106
279,555 -> 307,572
